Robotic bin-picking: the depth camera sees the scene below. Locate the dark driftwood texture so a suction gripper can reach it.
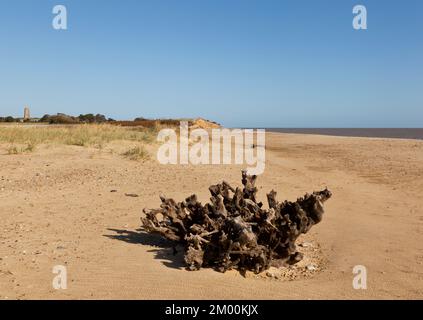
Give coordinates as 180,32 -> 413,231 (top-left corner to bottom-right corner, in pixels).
141,171 -> 332,274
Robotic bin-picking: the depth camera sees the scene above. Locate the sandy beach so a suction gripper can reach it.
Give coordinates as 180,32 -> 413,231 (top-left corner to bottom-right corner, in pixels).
0,131 -> 422,300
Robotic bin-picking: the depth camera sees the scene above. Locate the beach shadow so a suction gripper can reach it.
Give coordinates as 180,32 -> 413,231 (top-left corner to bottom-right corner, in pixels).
104,228 -> 185,270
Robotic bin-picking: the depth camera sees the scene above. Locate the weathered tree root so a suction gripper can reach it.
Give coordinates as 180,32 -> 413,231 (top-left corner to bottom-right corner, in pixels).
141,171 -> 332,274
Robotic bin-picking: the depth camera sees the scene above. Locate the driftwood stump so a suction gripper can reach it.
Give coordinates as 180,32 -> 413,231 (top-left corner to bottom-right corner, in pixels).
141,171 -> 332,274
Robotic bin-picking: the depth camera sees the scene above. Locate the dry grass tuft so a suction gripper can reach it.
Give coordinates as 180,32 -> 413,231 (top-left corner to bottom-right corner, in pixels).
6,141 -> 37,155
121,146 -> 150,161
7,145 -> 19,155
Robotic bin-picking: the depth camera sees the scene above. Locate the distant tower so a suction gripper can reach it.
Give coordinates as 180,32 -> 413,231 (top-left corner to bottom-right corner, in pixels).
24,107 -> 30,121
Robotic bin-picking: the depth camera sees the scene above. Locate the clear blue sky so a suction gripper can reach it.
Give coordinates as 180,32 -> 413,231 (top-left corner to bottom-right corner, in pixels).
0,0 -> 422,127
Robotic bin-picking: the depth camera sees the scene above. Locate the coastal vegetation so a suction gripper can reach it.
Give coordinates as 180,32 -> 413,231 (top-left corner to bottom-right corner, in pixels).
0,124 -> 160,159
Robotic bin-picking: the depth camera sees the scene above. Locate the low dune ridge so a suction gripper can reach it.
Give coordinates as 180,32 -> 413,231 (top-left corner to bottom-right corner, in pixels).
0,127 -> 422,299
190,118 -> 221,129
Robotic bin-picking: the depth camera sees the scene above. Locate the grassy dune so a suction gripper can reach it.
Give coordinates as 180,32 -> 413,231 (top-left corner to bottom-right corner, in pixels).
0,124 -> 159,159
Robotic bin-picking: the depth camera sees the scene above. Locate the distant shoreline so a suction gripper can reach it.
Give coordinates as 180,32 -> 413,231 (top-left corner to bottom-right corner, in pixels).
263,128 -> 423,140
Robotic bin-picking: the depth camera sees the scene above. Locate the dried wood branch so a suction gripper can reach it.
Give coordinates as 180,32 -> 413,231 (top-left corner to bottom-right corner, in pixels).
141,170 -> 332,274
